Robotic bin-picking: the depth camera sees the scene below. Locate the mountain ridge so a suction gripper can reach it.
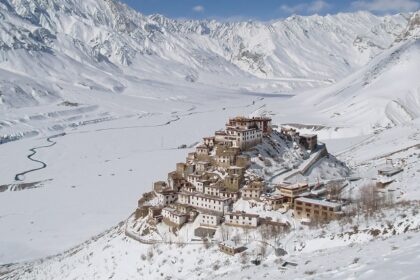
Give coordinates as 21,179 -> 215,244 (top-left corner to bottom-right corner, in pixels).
0,0 -> 417,108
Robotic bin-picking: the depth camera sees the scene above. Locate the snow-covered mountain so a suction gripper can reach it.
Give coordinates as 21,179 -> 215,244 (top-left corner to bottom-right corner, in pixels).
1,2 -> 420,278
0,0 -> 414,109
288,11 -> 420,133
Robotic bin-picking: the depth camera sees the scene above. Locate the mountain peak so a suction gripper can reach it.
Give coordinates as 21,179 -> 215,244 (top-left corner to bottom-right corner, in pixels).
0,0 -> 414,108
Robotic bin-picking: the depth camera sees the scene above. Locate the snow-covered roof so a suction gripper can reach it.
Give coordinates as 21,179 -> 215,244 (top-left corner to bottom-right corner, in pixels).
300,133 -> 317,138
198,209 -> 223,216
265,194 -> 285,200
226,211 -> 259,218
162,207 -> 187,217
295,197 -> 341,208
279,183 -> 308,190
228,166 -> 243,169
219,241 -> 242,248
192,192 -> 231,201
378,166 -> 403,176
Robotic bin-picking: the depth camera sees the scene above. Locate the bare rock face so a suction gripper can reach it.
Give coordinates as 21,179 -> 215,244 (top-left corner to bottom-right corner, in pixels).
397,12 -> 420,40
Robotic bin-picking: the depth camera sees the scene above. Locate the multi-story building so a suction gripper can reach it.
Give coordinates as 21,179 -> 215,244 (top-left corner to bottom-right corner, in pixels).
204,184 -> 223,196
187,173 -> 201,186
178,191 -> 191,205
167,171 -> 185,191
224,211 -> 259,228
153,181 -> 168,192
196,161 -> 211,174
264,195 -> 288,210
235,155 -> 251,168
176,162 -> 194,178
241,181 -> 265,199
199,210 -> 222,227
278,183 -> 309,205
219,190 -> 240,201
148,206 -> 163,219
196,179 -> 210,192
186,152 -> 196,163
203,136 -> 215,148
299,134 -> 318,151
225,126 -> 262,150
162,207 -> 188,227
190,193 -> 231,214
224,174 -> 242,192
280,126 -> 299,141
294,197 -> 342,221
226,116 -> 272,135
196,144 -> 210,161
155,189 -> 178,206
227,166 -> 244,176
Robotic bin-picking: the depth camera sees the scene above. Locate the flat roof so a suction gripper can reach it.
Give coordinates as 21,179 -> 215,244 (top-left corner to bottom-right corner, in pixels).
192,192 -> 231,201
265,195 -> 285,200
279,183 -> 308,190
156,188 -> 176,194
226,211 -> 259,218
242,184 -> 263,190
197,179 -> 210,184
196,145 -> 208,149
154,181 -> 167,184
219,241 -> 242,248
226,126 -> 260,132
162,207 -> 187,217
229,116 -> 271,121
300,134 -> 317,138
295,197 -> 341,208
228,166 -> 244,169
378,166 -> 403,173
206,184 -> 224,189
198,209 -> 223,216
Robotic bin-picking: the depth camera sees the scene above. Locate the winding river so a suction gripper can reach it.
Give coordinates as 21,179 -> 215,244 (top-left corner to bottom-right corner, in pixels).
14,133 -> 66,181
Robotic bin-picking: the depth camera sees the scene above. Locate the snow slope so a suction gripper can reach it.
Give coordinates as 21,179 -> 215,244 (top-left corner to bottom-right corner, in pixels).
0,1 -> 420,279
0,0 -> 411,110
256,12 -> 420,137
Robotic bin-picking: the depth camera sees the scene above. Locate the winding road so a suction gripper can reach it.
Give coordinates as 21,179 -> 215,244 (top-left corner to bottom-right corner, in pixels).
14,133 -> 66,181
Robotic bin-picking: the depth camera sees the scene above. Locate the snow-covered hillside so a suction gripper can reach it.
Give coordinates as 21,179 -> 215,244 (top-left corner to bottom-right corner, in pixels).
252,11 -> 420,137
1,1 -> 420,279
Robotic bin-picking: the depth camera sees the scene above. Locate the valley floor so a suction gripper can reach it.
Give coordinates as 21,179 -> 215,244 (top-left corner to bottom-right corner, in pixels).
1,88 -> 420,279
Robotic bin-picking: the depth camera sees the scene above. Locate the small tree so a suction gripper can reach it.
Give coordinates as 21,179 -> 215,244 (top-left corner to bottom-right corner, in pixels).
259,243 -> 267,258
203,238 -> 212,249
232,234 -> 241,245
147,246 -> 154,261
219,224 -> 230,241
326,182 -> 342,201
240,252 -> 249,264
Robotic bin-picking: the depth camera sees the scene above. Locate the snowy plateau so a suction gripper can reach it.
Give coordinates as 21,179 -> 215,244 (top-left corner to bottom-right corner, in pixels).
0,0 -> 419,279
